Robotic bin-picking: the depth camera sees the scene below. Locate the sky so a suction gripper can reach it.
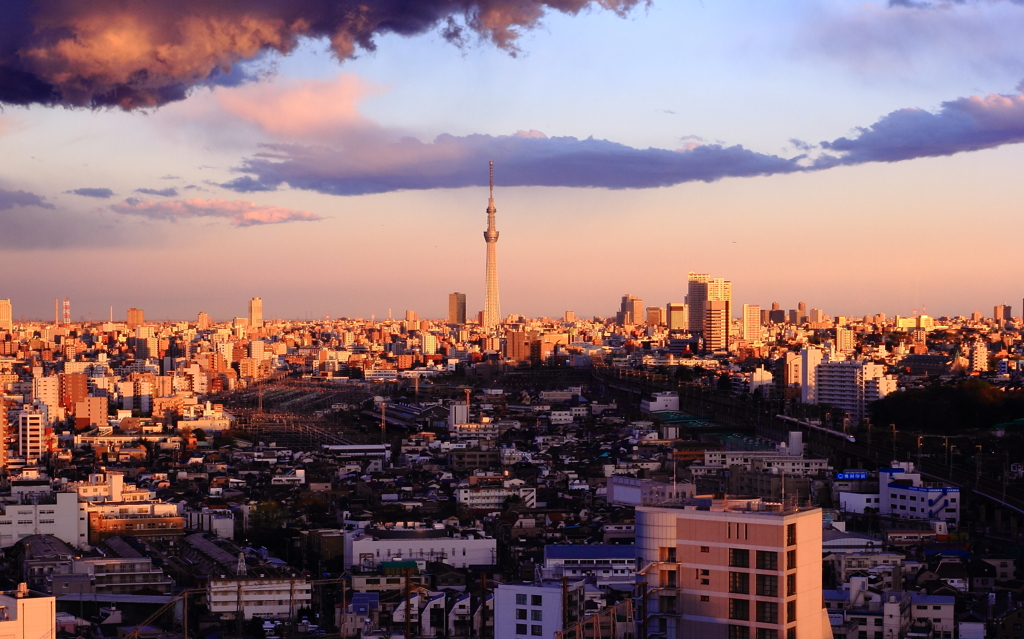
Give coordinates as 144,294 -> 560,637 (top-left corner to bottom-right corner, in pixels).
2,0 -> 1024,322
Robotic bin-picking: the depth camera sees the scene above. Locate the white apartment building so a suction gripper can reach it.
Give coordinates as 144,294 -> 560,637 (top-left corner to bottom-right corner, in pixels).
0,492 -> 82,549
494,580 -> 584,639
641,392 -> 680,413
455,484 -> 536,510
542,544 -> 637,586
207,577 -> 312,620
814,361 -> 896,424
348,526 -> 497,570
17,409 -> 47,462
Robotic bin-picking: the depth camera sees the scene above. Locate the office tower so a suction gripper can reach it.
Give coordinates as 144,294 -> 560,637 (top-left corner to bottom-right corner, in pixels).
405,309 -> 418,322
636,500 -> 824,639
495,580 -> 584,639
667,303 -> 689,331
249,297 -> 263,328
788,310 -> 799,324
768,308 -> 786,324
687,272 -> 710,332
197,311 -> 211,330
809,308 -> 824,323
704,300 -> 729,351
448,293 -> 467,325
970,311 -> 982,322
647,306 -> 666,326
17,409 -> 46,462
771,302 -> 780,311
800,346 -> 824,404
797,301 -> 807,321
994,304 -> 1012,322
816,361 -> 896,423
127,307 -> 145,330
0,299 -> 11,332
836,327 -> 855,353
617,294 -> 643,325
482,161 -> 501,329
742,304 -> 761,342
564,310 -> 575,323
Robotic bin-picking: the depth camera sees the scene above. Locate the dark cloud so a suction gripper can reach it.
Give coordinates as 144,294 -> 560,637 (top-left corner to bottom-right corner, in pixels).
135,187 -> 179,197
815,92 -> 1024,167
0,188 -> 54,210
222,132 -> 802,196
0,0 -> 645,109
66,187 -> 114,198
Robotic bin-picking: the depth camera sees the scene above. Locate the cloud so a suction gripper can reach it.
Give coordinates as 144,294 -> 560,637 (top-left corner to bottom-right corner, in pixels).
0,188 -> 54,210
0,0 -> 645,109
135,187 -> 179,197
66,187 -> 114,199
223,133 -> 803,196
815,91 -> 1024,166
110,197 -> 323,227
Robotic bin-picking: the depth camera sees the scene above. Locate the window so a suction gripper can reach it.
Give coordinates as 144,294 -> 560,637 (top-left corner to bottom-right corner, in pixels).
701,595 -> 710,602
730,549 -> 750,568
661,547 -> 677,562
531,595 -> 543,606
729,599 -> 750,621
757,551 -> 778,571
756,574 -> 778,597
755,629 -> 778,639
701,569 -> 710,576
787,574 -> 797,596
787,629 -> 796,639
787,550 -> 796,570
531,610 -> 542,621
531,625 -> 543,636
728,625 -> 750,639
516,594 -> 527,605
701,546 -> 710,553
517,609 -> 527,620
729,572 -> 750,594
787,523 -> 797,546
932,606 -> 941,611
756,601 -> 779,624
787,600 -> 797,623
516,624 -> 527,635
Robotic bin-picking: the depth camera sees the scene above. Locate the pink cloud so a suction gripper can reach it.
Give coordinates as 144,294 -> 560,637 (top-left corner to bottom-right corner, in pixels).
111,197 -> 322,227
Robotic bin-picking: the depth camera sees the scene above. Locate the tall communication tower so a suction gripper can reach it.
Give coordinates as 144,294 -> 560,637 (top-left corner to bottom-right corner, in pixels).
62,297 -> 70,326
482,161 -> 501,329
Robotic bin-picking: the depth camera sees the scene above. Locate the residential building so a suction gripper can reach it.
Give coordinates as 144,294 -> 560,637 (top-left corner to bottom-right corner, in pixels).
815,361 -> 896,424
0,583 -> 56,639
248,297 -> 263,328
494,580 -> 584,639
742,304 -> 761,342
126,307 -> 144,330
704,300 -> 730,351
348,523 -> 497,570
449,293 -> 467,325
542,544 -> 637,586
0,298 -> 11,332
636,497 -> 827,639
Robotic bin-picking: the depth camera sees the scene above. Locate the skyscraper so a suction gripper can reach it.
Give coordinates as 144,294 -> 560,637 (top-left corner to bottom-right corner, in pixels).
704,300 -> 730,351
618,294 -> 644,325
448,293 -> 467,325
482,161 -> 501,329
666,303 -> 689,331
0,299 -> 12,332
197,311 -> 211,330
742,304 -> 761,342
249,297 -> 263,328
646,306 -> 665,326
127,307 -> 145,330
688,272 -> 731,339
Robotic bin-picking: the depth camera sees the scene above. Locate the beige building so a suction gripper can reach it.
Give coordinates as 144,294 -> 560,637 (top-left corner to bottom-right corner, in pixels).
637,498 -> 827,639
0,583 -> 56,639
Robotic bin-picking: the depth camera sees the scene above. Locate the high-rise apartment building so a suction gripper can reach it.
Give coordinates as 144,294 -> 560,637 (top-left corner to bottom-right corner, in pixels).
636,499 -> 825,639
667,303 -> 689,331
800,347 -> 823,404
815,361 -> 896,423
835,327 -> 854,353
704,301 -> 730,351
197,311 -> 211,330
688,273 -> 732,340
249,297 -> 263,328
564,310 -> 575,323
448,293 -> 467,325
0,299 -> 11,332
17,409 -> 46,462
742,304 -> 761,342
126,307 -> 144,330
482,161 -> 501,329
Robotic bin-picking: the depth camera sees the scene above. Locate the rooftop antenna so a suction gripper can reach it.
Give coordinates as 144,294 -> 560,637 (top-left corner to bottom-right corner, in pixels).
236,552 -> 247,576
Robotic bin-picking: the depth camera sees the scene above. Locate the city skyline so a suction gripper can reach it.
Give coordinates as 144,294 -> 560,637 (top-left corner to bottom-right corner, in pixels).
3,1 -> 1024,318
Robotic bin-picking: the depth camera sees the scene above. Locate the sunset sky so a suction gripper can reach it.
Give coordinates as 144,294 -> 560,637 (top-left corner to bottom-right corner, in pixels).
2,0 -> 1024,321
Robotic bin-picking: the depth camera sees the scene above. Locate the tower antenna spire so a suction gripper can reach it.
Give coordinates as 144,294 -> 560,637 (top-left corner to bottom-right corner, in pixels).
489,161 -> 494,200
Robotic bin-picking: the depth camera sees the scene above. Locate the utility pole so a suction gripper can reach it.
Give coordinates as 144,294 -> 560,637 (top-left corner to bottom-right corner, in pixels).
405,567 -> 413,639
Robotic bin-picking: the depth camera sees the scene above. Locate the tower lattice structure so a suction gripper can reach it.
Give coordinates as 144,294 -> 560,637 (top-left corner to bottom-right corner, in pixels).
482,161 -> 501,329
